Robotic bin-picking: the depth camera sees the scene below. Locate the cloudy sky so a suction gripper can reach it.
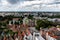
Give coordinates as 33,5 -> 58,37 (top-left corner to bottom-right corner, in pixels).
0,0 -> 60,12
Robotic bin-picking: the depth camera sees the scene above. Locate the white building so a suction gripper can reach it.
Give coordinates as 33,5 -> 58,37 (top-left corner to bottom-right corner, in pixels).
33,32 -> 45,40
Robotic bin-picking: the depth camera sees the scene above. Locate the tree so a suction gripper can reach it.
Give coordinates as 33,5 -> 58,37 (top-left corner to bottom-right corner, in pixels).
4,15 -> 13,20
0,16 -> 5,21
0,22 -> 7,27
15,21 -> 19,25
28,15 -> 33,19
18,19 -> 23,24
35,20 -> 53,30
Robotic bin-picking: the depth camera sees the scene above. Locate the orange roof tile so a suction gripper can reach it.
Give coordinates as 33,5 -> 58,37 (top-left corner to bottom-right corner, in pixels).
48,32 -> 52,35
22,31 -> 26,36
52,36 -> 58,38
13,18 -> 19,20
26,29 -> 31,35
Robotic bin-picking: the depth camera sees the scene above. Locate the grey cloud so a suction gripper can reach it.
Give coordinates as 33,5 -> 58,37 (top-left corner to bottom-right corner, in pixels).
7,0 -> 20,4
26,0 -> 33,1
7,0 -> 33,4
20,0 -> 33,1
0,0 -> 1,2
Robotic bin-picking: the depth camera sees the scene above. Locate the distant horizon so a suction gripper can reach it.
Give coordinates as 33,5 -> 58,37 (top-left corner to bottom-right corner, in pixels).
0,10 -> 60,12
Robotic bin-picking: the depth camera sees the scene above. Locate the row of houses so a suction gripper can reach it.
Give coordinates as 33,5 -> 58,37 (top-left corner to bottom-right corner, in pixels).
9,17 -> 36,27
2,25 -> 60,40
20,27 -> 60,40
0,12 -> 60,17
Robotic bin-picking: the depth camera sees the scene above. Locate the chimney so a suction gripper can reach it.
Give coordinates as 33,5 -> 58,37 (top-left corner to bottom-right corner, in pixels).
9,21 -> 11,25
46,31 -> 49,40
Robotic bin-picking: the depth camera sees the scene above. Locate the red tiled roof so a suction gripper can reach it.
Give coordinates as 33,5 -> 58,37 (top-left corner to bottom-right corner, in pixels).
26,29 -> 31,35
45,31 -> 52,34
49,27 -> 58,31
52,36 -> 60,39
22,31 -> 26,36
13,18 -> 19,20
